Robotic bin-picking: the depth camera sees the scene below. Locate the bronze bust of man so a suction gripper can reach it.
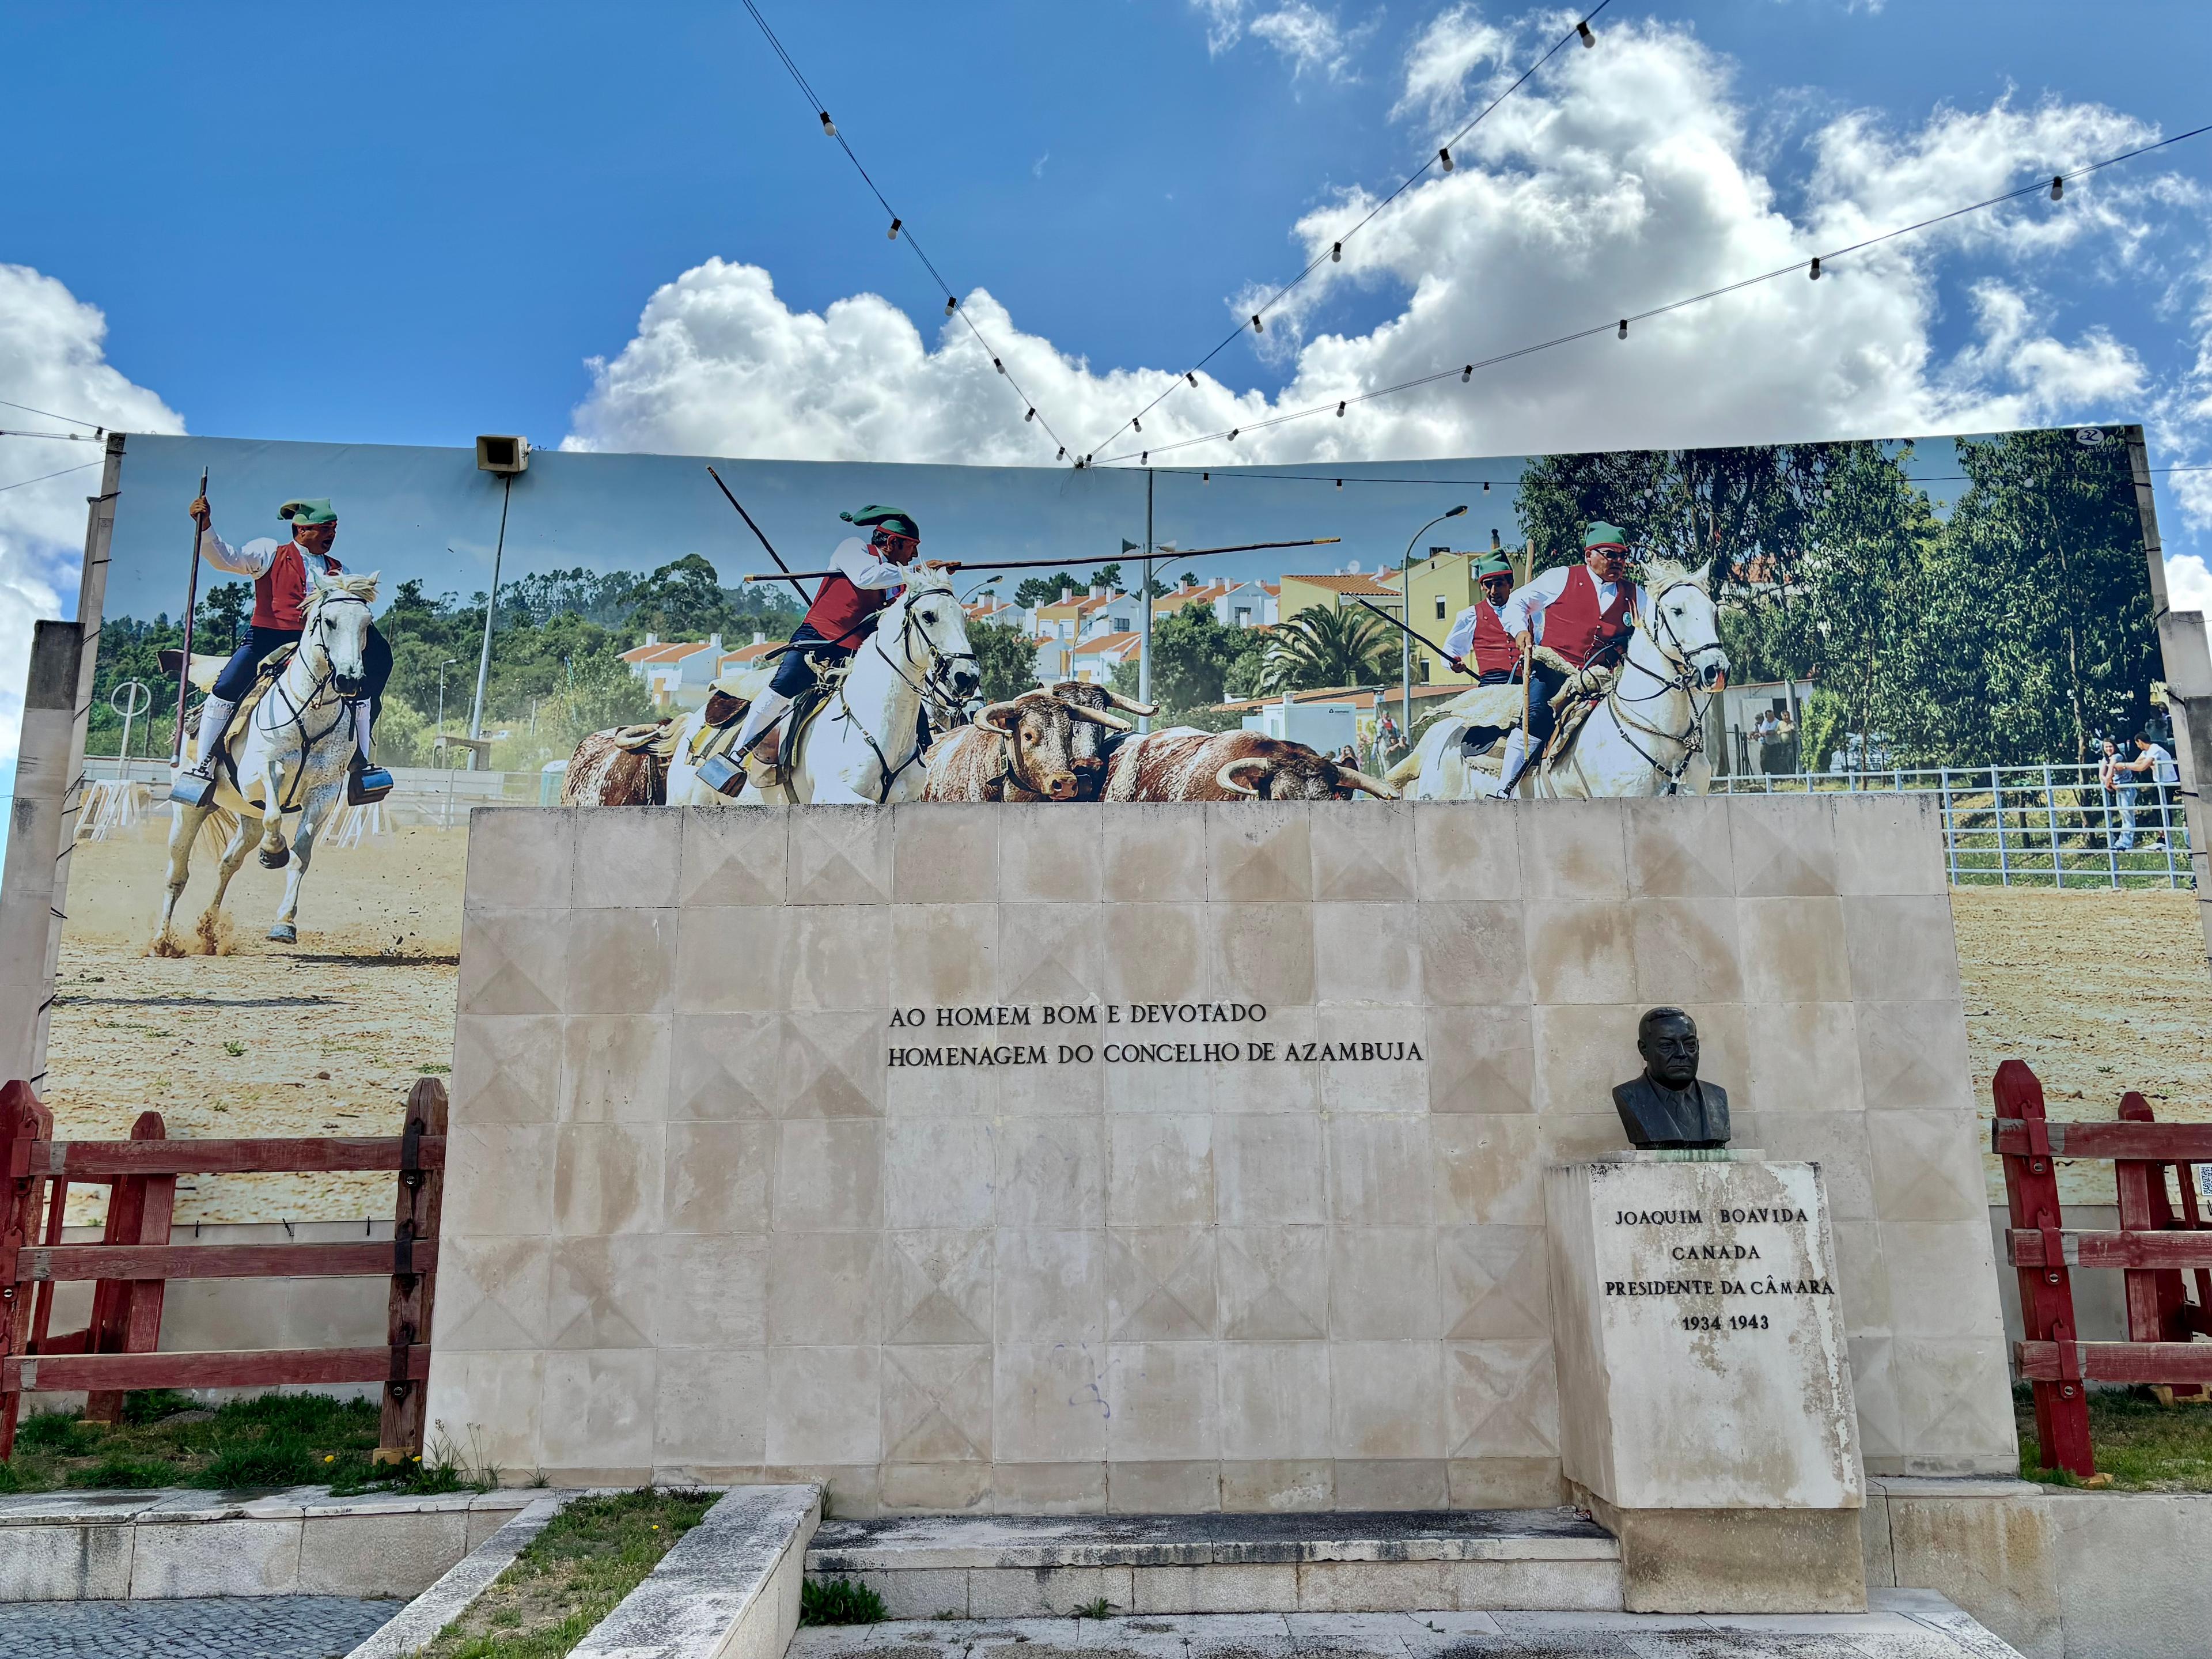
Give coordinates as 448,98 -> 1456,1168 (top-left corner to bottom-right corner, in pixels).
1612,1006 -> 1730,1149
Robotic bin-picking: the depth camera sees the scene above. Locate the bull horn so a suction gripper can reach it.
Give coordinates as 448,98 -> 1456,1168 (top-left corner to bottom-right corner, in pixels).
1338,766 -> 1400,800
1103,688 -> 1160,717
976,701 -> 1020,736
1067,704 -> 1134,732
1214,756 -> 1268,797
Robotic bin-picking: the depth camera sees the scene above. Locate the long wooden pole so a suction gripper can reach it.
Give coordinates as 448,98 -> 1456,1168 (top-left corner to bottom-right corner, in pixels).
171,468 -> 209,763
743,536 -> 1340,583
706,466 -> 813,601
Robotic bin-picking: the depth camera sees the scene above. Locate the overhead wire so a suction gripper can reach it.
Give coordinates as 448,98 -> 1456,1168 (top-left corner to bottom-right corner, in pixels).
0,460 -> 102,494
1082,2 -> 1615,465
0,396 -> 103,431
736,0 -> 1074,460
0,427 -> 105,442
1092,120 -> 2212,468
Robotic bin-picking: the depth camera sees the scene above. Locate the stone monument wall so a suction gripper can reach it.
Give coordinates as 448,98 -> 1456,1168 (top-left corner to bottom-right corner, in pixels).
429,795 -> 2015,1509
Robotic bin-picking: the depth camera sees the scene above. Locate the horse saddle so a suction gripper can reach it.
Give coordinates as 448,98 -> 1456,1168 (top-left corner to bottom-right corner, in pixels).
1543,665 -> 1619,763
183,645 -> 297,764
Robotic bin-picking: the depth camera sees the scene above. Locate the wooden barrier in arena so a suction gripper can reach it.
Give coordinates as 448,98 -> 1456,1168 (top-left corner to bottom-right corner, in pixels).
0,1076 -> 446,1464
1994,1057 -> 2212,1476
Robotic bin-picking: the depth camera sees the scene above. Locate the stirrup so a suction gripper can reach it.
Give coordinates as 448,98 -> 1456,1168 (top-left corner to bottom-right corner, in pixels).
169,762 -> 221,808
347,759 -> 395,805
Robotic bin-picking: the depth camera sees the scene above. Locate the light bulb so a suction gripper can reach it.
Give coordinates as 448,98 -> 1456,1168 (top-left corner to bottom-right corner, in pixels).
1132,416 -> 1141,433
1331,242 -> 1342,262
2051,175 -> 2064,201
1025,408 -> 1036,422
1438,147 -> 1454,173
1336,401 -> 1346,417
1057,447 -> 1066,460
820,111 -> 836,136
994,358 -> 1005,374
1186,372 -> 1198,388
1809,257 -> 1821,281
888,217 -> 901,240
1141,452 -> 1149,465
1482,481 -> 1490,493
1578,19 -> 1594,47
945,297 -> 958,317
1252,314 -> 1264,334
1229,429 -> 1239,441
1618,319 -> 1628,339
1461,365 -> 1472,382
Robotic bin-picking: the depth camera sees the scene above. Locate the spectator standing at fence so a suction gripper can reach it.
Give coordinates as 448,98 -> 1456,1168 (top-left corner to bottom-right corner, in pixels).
2112,729 -> 2180,851
2096,736 -> 2127,847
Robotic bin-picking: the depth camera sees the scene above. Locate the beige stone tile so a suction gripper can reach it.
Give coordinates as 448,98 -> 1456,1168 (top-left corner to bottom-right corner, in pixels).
998,803 -> 1104,902
425,1349 -> 546,1473
668,1012 -> 783,1120
1432,1116 -> 1547,1226
993,1460 -> 1108,1513
1109,1115 -> 1214,1227
1446,1339 -> 1559,1458
1418,901 -> 1531,1006
995,1116 -> 1104,1228
457,910 -> 567,1016
1535,1113 -> 1635,1176
465,808 -> 574,911
1624,796 -> 1732,897
443,1126 -> 555,1237
673,908 -> 789,1013
1856,999 -> 1974,1112
1414,804 -> 1522,899
878,1464 -> 992,1516
1832,795 -> 1946,896
573,807 -> 682,908
552,1124 -> 662,1236
884,1053 -> 998,1118
891,904 -> 997,1009
1328,1117 -> 1434,1225
1334,1459 -> 1449,1511
679,805 -> 789,907
1331,1340 -> 1445,1457
892,804 -> 999,903
1208,903 -> 1316,1005
548,1234 -> 658,1349
789,806 -> 895,904
885,1118 -> 997,1229
1103,804 -> 1210,900
1330,1228 -> 1437,1339
1220,1459 -> 1335,1512
1847,1334 -> 1903,1465
1212,1006 -> 1320,1116
655,1347 -> 767,1467
997,903 -> 1106,1006
1132,1559 -> 1300,1609
1313,902 -> 1421,1006
433,1236 -> 551,1350
772,1119 -> 882,1231
1218,1342 -> 1332,1461
884,1230 -> 994,1344
1728,796 -> 1839,896
1628,897 -> 1743,1004
1525,901 -> 1635,1005
1843,895 -> 1961,1005
971,1565 -> 1131,1616
654,1235 -> 767,1348
1448,1456 -> 1566,1509
566,910 -> 675,1016
1101,903 -> 1208,1005
995,1228 -> 1108,1342
881,1343 -> 994,1462
1529,1003 -> 1643,1116
1869,1110 -> 1988,1222
1311,800 -> 1416,899
1218,1225 -> 1330,1339
994,1342 -> 1111,1461
662,1120 -> 773,1233
1884,1219 -> 2004,1340
449,1014 -> 559,1125
1315,1009 -> 1427,1114
1737,897 -> 1850,1006
1438,1225 -> 1552,1340
1832,1218 -> 1892,1335
767,1346 -> 881,1464
1425,1005 -> 1532,1115
770,1232 -> 883,1346
1516,800 -> 1627,899
541,1349 -> 657,1472
1208,801 -> 1313,900
1108,1462 -> 1222,1515
788,907 -> 891,1010
779,1010 -> 884,1118
1747,1111 -> 1874,1220
1107,1228 -> 1217,1340
559,1014 -> 669,1123
1214,1114 -> 1325,1225
1890,1335 -> 2015,1464
1107,1342 -> 1221,1460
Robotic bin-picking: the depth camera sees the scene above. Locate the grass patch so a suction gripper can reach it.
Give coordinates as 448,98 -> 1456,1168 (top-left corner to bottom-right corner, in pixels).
1,1392 -> 494,1497
2016,1384 -> 2212,1491
418,1487 -> 715,1658
800,1578 -> 888,1627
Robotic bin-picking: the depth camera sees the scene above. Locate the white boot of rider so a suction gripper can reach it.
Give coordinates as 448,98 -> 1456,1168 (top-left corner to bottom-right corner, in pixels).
184,695 -> 239,779
1492,729 -> 1528,798
732,688 -> 791,757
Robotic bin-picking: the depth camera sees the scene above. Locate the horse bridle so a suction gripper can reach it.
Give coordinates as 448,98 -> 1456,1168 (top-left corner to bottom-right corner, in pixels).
1593,576 -> 1725,794
834,584 -> 977,803
251,591 -> 372,789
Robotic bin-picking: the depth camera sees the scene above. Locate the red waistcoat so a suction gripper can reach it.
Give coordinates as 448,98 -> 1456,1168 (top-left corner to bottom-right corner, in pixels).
250,543 -> 346,631
1543,563 -> 1637,669
802,572 -> 899,643
1465,599 -> 1519,676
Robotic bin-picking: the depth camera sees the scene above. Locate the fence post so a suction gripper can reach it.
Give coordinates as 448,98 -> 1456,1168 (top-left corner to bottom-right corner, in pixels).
0,1081 -> 55,1461
1992,766 -> 2010,887
378,1077 -> 448,1463
1995,1059 -> 2094,1476
1938,768 -> 1956,885
2041,762 -> 2062,889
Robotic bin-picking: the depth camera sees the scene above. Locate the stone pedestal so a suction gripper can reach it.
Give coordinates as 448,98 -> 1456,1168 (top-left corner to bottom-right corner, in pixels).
1545,1151 -> 1866,1613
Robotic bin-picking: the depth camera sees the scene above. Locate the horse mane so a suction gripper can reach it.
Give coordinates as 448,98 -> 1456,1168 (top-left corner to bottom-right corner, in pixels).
1642,555 -> 1706,592
310,570 -> 382,608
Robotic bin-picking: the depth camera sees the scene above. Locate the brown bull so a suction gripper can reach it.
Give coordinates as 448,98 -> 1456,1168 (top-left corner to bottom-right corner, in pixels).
923,690 -> 1132,802
562,721 -> 676,806
1049,680 -> 1156,798
1103,727 -> 1398,802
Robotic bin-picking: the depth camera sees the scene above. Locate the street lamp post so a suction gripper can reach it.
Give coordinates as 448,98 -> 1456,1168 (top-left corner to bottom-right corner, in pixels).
1397,505 -> 1469,740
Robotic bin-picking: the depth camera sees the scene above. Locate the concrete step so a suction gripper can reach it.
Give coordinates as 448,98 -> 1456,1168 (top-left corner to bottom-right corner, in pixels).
804,1510 -> 1623,1618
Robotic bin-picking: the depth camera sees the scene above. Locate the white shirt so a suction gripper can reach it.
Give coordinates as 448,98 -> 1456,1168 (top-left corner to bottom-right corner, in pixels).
202,529 -> 340,583
828,536 -> 910,592
1442,600 -> 1503,662
1497,560 -> 1649,645
2135,743 -> 2179,785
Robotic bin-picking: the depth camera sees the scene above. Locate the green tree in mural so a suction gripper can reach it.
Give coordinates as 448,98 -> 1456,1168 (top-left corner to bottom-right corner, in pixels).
1254,605 -> 1394,694
971,618 -> 1041,702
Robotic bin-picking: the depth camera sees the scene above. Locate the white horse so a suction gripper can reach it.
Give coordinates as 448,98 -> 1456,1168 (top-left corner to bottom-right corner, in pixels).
159,571 -> 380,948
667,567 -> 981,806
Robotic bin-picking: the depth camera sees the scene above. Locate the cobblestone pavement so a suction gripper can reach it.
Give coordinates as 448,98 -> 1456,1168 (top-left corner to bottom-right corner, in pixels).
0,1595 -> 403,1658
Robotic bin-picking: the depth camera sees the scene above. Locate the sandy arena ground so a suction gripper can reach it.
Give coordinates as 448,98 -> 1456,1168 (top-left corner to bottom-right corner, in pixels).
38,813 -> 2212,1222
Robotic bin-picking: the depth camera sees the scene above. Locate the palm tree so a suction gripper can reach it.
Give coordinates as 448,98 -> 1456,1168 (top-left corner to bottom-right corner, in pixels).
1254,605 -> 1395,694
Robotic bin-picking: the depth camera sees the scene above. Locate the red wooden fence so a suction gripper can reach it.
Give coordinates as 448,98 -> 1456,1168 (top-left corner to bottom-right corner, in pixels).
1993,1057 -> 2212,1476
0,1077 -> 446,1463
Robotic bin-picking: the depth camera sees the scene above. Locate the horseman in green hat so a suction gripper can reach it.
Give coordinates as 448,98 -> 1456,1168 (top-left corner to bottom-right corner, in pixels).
724,505 -> 935,771
1493,522 -> 1644,797
1440,552 -> 1525,774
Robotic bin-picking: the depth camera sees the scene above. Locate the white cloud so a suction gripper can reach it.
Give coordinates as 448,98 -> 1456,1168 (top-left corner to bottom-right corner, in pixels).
1191,0 -> 1365,81
0,265 -> 184,763
2167,551 -> 2212,617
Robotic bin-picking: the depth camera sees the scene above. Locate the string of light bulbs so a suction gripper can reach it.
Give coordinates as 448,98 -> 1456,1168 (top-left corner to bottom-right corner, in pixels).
736,0 -> 1075,459
0,427 -> 105,442
1077,2 -> 1614,467
1091,120 -> 2212,468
